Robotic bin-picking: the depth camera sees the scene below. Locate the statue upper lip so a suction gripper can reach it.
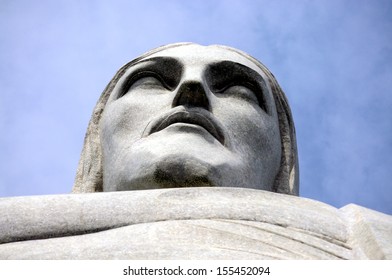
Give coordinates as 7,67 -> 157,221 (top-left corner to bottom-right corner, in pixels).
143,107 -> 226,145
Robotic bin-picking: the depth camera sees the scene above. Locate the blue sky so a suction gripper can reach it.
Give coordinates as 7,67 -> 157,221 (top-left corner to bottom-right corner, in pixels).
0,0 -> 391,214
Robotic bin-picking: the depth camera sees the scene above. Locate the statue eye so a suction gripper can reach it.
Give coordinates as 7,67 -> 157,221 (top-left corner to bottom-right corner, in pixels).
121,71 -> 168,97
220,84 -> 259,105
129,76 -> 163,89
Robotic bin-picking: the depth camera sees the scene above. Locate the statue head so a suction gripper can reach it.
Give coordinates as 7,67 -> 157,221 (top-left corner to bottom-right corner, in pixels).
72,43 -> 299,195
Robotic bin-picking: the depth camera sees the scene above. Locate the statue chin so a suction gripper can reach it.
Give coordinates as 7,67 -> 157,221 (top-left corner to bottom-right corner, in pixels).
102,132 -> 278,192
106,153 -> 227,191
150,157 -> 215,188
102,128 -> 249,191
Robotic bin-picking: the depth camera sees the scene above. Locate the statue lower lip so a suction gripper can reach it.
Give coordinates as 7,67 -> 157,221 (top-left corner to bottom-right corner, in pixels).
143,109 -> 226,145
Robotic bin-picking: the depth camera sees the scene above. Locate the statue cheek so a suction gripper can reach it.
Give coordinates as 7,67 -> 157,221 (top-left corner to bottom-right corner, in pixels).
214,100 -> 270,148
100,104 -> 140,158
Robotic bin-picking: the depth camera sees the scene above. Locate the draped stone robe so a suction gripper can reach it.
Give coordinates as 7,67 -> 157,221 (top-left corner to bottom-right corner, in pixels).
0,188 -> 391,259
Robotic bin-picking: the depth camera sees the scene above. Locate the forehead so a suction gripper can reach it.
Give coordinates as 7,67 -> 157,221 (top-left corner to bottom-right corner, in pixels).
142,44 -> 266,76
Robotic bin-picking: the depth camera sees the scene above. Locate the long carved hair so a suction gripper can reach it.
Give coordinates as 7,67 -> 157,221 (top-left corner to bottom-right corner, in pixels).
72,43 -> 299,195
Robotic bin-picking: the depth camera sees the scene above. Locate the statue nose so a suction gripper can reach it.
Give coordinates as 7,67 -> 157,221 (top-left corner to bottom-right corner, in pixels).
172,80 -> 210,110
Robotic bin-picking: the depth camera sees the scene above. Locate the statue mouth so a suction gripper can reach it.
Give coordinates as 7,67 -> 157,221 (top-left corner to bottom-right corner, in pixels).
143,107 -> 226,145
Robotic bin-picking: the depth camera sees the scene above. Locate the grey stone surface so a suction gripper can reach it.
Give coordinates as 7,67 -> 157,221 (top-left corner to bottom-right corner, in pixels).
341,204 -> 392,259
101,44 -> 282,193
0,188 -> 391,259
72,43 -> 299,195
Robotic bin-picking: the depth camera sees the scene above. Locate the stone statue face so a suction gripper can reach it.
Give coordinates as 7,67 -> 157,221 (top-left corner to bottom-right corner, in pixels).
100,44 -> 282,191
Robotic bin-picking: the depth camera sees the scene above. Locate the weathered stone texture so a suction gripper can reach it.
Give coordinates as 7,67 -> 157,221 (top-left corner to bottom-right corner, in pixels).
0,188 -> 390,259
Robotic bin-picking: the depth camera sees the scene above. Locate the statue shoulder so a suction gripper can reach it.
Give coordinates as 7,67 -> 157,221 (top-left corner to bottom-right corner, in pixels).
0,188 -> 391,259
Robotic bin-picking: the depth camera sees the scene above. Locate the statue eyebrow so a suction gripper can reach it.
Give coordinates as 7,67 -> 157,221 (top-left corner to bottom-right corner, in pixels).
132,56 -> 181,67
207,61 -> 269,113
130,56 -> 183,78
120,57 -> 182,95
